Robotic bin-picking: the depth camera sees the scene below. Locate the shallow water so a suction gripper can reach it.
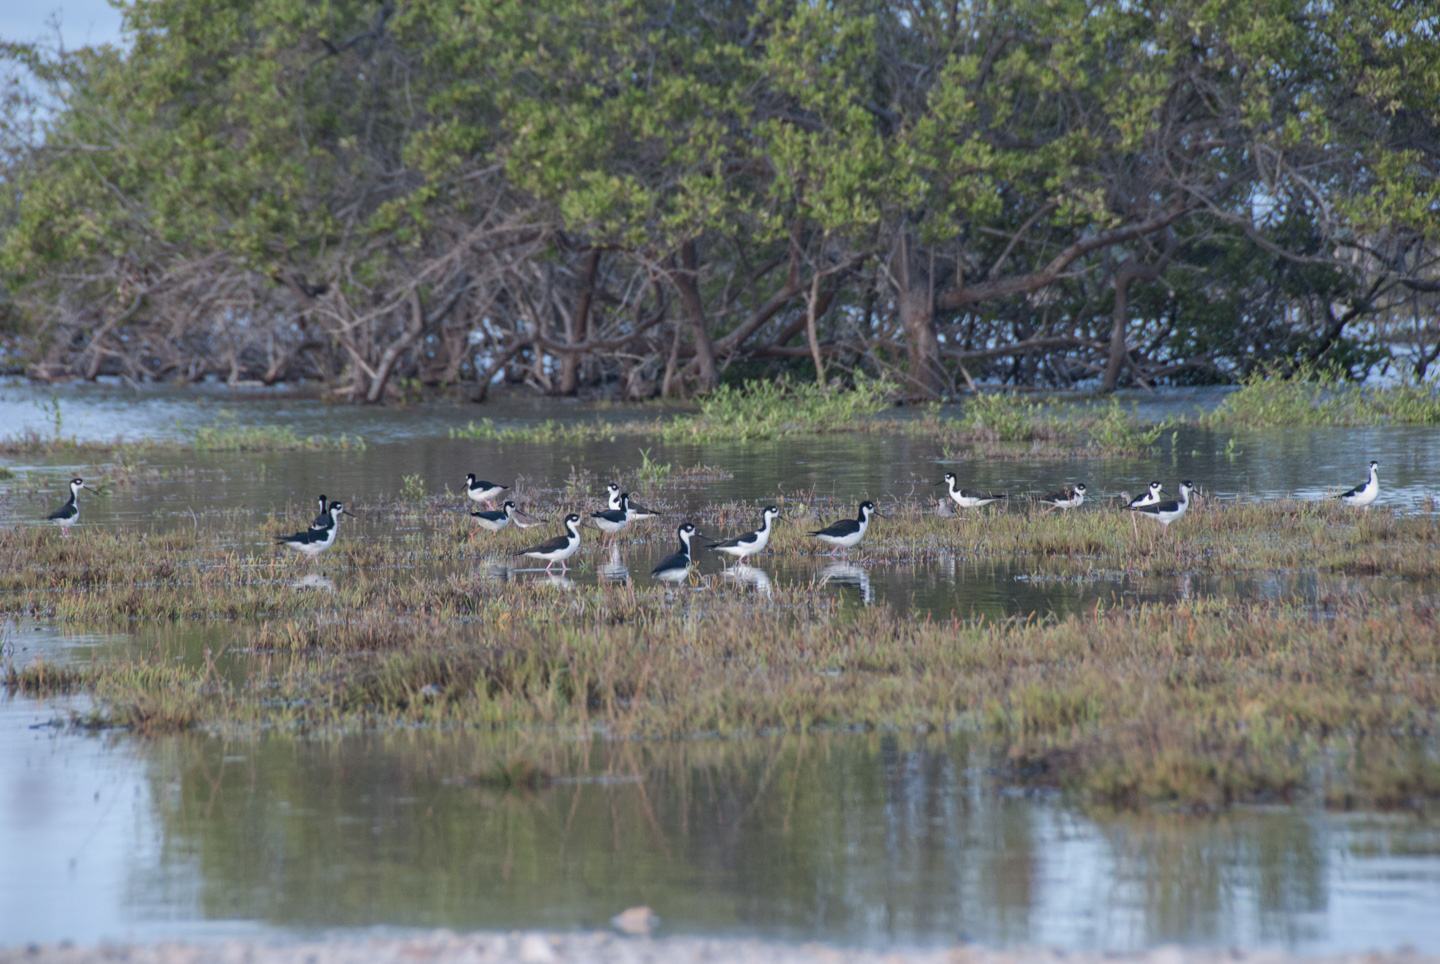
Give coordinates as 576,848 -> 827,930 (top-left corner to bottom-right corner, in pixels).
4,381 -> 1440,952
4,380 -> 1439,619
2,695 -> 1438,951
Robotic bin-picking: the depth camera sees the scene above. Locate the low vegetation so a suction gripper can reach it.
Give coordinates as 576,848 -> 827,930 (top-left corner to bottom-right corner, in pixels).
447,381 -> 1173,456
1201,366 -> 1440,428
4,488 -> 1439,813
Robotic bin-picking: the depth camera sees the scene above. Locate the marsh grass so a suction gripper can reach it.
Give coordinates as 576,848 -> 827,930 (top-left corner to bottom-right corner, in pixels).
914,394 -> 1173,456
449,375 -> 899,445
4,492 -> 1439,811
27,594 -> 1440,811
443,382 -> 1173,456
1202,365 -> 1440,427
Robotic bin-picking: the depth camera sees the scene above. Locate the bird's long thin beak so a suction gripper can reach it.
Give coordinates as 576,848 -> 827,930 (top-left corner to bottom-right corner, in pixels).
933,480 -> 944,486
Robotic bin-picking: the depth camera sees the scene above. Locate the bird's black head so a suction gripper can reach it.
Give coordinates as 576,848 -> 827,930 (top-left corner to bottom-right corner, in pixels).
503,500 -> 516,511
465,473 -> 477,485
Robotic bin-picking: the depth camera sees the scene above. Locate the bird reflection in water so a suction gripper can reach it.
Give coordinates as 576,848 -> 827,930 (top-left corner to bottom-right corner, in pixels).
291,573 -> 335,592
537,573 -> 575,591
599,545 -> 630,586
818,563 -> 874,606
721,563 -> 772,598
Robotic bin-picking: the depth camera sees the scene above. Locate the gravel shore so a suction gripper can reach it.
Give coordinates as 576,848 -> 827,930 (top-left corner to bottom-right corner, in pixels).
3,933 -> 1436,964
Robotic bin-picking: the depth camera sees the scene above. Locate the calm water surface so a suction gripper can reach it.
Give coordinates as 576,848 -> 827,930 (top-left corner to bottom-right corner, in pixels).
3,381 -> 1440,951
4,688 -> 1439,952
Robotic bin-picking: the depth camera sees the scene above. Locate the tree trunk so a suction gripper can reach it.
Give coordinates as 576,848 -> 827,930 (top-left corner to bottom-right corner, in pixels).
894,237 -> 944,399
675,239 -> 719,393
559,248 -> 601,395
1100,267 -> 1135,393
1100,236 -> 1178,394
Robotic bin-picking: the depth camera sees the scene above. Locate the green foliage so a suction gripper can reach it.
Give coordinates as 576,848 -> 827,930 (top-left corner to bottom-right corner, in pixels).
183,413 -> 366,452
451,377 -> 897,444
956,393 -> 1044,442
948,395 -> 1169,454
1078,399 -> 1171,453
635,447 -> 671,488
1202,365 -> 1440,427
400,474 -> 427,503
2,0 -> 1437,396
664,374 -> 896,442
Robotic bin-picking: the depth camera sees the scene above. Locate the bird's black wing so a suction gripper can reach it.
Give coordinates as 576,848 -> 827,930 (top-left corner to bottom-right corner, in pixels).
708,530 -> 758,550
812,519 -> 860,538
514,533 -> 569,556
651,550 -> 689,575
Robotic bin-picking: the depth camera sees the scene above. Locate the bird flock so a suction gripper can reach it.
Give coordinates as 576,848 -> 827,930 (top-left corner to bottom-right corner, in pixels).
42,460 -> 1385,586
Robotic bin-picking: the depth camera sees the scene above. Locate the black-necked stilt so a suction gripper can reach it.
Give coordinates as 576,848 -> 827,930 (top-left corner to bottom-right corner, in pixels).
592,493 -> 632,544
651,522 -> 705,584
1038,483 -> 1087,512
508,504 -> 548,529
512,513 -> 583,572
811,501 -> 878,558
277,501 -> 347,563
465,473 -> 509,510
1339,461 -> 1380,508
469,500 -> 515,537
1125,481 -> 1163,538
707,505 -> 780,564
937,473 -> 1006,510
1132,481 -> 1193,537
607,482 -> 656,521
1126,482 -> 1163,509
46,478 -> 87,534
310,494 -> 331,530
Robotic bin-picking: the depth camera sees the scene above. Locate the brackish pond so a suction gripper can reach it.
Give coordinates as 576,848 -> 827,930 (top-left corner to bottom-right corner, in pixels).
3,380 -> 1440,952
3,378 -> 1439,619
5,688 -> 1440,952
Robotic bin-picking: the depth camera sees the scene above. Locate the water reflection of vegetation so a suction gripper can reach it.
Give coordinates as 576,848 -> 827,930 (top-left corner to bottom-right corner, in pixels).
134,730 -> 1420,944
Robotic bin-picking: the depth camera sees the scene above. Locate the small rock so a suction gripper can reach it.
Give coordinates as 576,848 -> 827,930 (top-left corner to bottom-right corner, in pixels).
611,905 -> 659,936
518,934 -> 557,963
